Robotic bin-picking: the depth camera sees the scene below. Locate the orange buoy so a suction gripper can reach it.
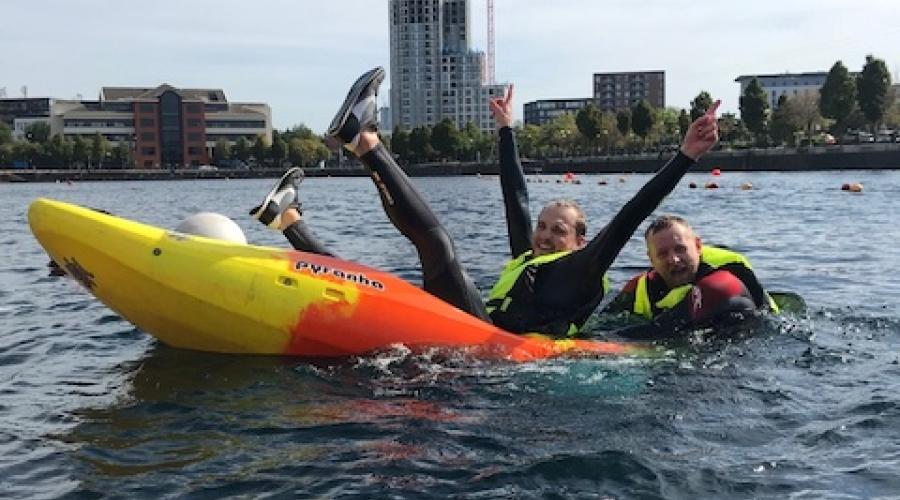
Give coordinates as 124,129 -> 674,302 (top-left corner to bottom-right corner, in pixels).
711,168 -> 722,176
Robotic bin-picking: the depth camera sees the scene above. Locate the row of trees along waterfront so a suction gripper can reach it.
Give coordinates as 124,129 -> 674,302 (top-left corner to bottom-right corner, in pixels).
1,55 -> 895,169
0,123 -> 332,170
741,55 -> 896,146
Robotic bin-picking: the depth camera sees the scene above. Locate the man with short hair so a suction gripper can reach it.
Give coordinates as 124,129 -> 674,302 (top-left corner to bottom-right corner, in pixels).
606,215 -> 778,338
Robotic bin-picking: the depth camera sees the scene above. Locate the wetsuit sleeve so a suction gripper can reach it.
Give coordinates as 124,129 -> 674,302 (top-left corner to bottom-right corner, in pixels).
563,151 -> 696,296
498,127 -> 532,258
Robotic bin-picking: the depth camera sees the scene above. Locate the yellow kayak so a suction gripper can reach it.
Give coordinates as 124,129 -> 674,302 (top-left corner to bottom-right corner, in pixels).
28,198 -> 650,361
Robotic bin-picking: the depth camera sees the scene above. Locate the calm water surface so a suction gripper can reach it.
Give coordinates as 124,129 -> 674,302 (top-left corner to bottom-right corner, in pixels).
2,170 -> 899,498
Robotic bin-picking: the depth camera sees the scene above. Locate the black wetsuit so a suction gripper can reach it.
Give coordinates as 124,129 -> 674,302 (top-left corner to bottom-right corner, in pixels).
282,144 -> 489,321
489,126 -> 697,334
285,130 -> 696,334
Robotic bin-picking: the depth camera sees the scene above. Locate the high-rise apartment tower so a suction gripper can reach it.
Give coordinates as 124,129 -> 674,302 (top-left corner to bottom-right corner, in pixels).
388,0 -> 505,132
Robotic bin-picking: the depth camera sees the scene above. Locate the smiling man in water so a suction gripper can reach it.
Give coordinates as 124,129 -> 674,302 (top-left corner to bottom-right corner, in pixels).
606,215 -> 779,338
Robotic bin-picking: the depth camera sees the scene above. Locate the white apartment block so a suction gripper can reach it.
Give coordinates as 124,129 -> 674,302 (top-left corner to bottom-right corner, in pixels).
735,72 -> 833,109
389,0 -> 505,133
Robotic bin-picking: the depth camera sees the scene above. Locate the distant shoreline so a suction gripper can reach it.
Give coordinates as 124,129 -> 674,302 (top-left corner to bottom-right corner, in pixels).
3,143 -> 899,183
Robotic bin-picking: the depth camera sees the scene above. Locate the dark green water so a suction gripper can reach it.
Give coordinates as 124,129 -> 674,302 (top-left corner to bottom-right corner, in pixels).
2,170 -> 899,498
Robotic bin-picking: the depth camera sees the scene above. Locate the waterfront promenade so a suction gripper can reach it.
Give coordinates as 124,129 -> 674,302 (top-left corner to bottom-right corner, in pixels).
2,142 -> 899,183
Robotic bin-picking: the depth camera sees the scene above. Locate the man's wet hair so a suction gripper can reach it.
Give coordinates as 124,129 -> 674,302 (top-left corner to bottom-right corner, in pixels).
644,214 -> 692,239
546,199 -> 586,237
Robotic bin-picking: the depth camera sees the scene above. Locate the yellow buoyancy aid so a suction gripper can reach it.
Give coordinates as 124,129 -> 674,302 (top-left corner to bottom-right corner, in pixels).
632,246 -> 778,319
487,250 -> 610,336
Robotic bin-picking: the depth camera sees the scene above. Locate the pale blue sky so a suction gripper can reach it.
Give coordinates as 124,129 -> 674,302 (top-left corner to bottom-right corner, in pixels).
2,0 -> 898,131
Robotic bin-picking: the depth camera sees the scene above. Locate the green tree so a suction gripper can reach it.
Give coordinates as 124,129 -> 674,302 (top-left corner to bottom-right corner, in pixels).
575,103 -> 603,150
391,127 -> 411,163
739,78 -> 769,145
543,114 -> 578,157
0,123 -> 12,145
788,92 -> 824,141
516,124 -> 542,159
110,141 -> 132,168
768,95 -> 799,145
678,109 -> 691,136
12,141 -> 42,168
630,100 -> 655,143
270,132 -> 288,167
90,133 -> 109,168
46,135 -> 73,167
213,138 -> 231,164
0,144 -> 12,165
25,122 -> 51,144
474,128 -> 495,162
616,110 -> 631,138
430,118 -> 461,159
690,91 -> 714,121
409,126 -> 434,163
281,124 -> 317,142
233,137 -> 251,163
288,137 -> 330,167
457,122 -> 482,161
252,135 -> 269,166
651,107 -> 680,146
819,60 -> 857,131
857,54 -> 892,129
72,136 -> 88,168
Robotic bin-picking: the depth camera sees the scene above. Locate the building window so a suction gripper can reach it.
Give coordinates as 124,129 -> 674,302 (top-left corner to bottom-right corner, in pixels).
141,147 -> 156,155
141,132 -> 155,141
139,103 -> 154,112
187,147 -> 202,155
187,132 -> 202,141
141,118 -> 154,127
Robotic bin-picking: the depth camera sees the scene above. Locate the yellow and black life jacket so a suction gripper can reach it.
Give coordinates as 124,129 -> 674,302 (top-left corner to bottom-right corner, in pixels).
631,246 -> 778,319
486,250 -> 610,337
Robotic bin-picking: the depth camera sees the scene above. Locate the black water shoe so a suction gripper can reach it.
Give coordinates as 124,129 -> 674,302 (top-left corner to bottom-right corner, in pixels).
249,167 -> 304,230
325,67 -> 385,152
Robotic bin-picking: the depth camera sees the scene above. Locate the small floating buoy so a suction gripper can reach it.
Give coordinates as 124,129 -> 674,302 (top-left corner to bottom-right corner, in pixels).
705,182 -> 719,189
618,177 -> 627,183
598,180 -> 607,186
740,182 -> 753,190
711,168 -> 722,176
572,179 -> 581,185
688,182 -> 697,189
841,182 -> 863,193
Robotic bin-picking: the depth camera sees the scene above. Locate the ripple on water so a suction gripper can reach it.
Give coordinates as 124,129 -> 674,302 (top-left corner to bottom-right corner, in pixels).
5,174 -> 900,497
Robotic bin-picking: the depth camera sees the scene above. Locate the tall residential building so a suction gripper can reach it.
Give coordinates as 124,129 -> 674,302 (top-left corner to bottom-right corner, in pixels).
593,71 -> 665,112
389,0 -> 505,132
735,72 -> 830,109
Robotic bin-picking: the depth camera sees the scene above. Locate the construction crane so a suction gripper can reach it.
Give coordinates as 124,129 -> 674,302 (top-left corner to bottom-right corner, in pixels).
486,0 -> 495,84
